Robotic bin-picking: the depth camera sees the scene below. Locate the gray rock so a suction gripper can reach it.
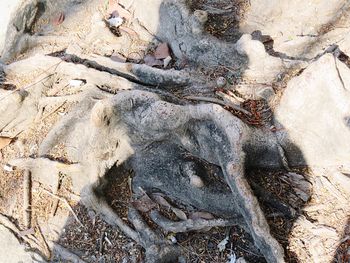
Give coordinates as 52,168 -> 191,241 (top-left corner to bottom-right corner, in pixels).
236,257 -> 247,263
0,0 -> 23,55
216,76 -> 227,88
0,224 -> 43,263
240,0 -> 350,58
276,54 -> 350,166
236,34 -> 284,83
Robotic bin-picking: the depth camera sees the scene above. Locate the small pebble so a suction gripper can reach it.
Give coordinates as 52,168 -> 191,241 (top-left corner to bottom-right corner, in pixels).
216,76 -> 227,88
170,236 -> 177,244
3,164 -> 14,172
69,79 -> 85,87
87,210 -> 96,220
190,174 -> 204,188
107,16 -> 123,27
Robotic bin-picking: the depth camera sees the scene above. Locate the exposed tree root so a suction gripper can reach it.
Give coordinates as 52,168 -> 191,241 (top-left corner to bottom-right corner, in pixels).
128,206 -> 183,263
250,181 -> 296,219
81,184 -> 182,263
4,76 -> 285,262
61,53 -> 197,88
185,95 -> 252,115
4,0 -> 348,262
149,210 -> 243,233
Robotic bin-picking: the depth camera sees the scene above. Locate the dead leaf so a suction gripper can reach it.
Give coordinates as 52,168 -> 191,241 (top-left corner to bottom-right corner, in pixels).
217,236 -> 229,252
151,193 -> 187,220
119,26 -> 139,39
128,52 -> 143,62
52,12 -> 65,26
189,211 -> 215,220
19,228 -> 35,237
131,194 -> 157,213
171,207 -> 187,221
152,193 -> 171,208
144,54 -> 163,67
163,56 -> 172,68
0,137 -> 13,150
108,1 -> 132,21
110,53 -> 127,63
111,10 -> 119,18
154,43 -> 171,59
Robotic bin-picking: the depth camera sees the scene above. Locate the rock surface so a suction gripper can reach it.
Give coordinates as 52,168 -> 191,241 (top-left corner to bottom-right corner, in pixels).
276,54 -> 350,166
0,0 -> 23,56
241,0 -> 350,58
0,225 -> 39,263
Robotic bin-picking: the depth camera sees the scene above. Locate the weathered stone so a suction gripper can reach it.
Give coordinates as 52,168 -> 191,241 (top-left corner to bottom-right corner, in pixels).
0,225 -> 43,263
0,0 -> 23,55
235,34 -> 284,83
240,0 -> 350,58
276,54 -> 350,167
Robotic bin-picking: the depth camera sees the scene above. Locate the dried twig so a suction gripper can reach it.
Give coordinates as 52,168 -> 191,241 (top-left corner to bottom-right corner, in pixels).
93,198 -> 140,242
202,4 -> 233,14
0,213 -> 39,247
277,144 -> 290,171
127,206 -> 181,261
185,95 -> 251,116
216,91 -> 243,105
50,176 -> 61,218
41,101 -> 67,122
34,218 -> 51,258
99,231 -> 105,255
0,73 -> 55,102
41,189 -> 83,227
226,89 -> 245,102
23,169 -> 32,229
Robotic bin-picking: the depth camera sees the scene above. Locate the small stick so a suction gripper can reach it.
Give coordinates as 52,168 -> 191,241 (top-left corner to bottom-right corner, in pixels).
0,213 -> 39,247
0,73 -> 55,102
23,170 -> 32,229
277,144 -> 290,171
104,234 -> 112,246
185,95 -> 251,116
202,4 -> 233,14
99,231 -> 104,255
226,90 -> 245,103
216,91 -> 243,105
34,218 -> 51,258
50,198 -> 60,218
50,177 -> 61,218
41,189 -> 83,227
41,101 -> 66,122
